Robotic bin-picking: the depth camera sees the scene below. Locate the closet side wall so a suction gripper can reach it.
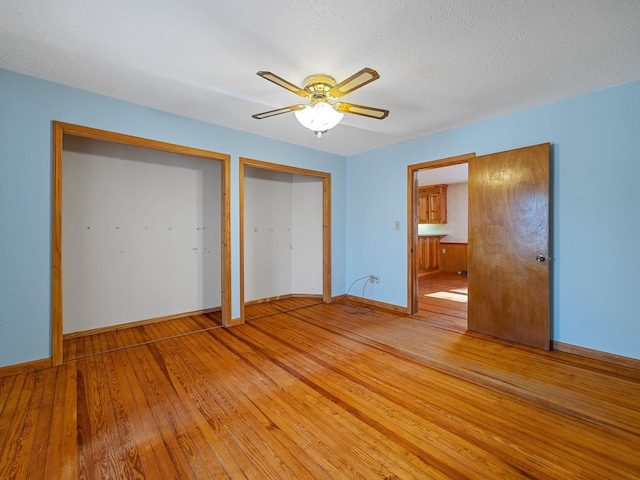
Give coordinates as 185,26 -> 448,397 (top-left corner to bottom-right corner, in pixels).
291,176 -> 323,294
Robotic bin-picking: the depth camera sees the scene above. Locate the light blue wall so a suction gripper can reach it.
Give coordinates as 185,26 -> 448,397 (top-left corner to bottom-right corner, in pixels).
2,67 -> 640,366
0,68 -> 346,367
346,79 -> 640,360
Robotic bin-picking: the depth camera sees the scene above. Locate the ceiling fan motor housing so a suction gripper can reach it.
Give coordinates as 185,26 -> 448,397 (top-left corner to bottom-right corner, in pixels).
303,74 -> 337,104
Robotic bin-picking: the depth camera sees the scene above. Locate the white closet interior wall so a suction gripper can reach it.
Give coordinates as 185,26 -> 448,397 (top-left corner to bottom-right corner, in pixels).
62,136 -> 222,334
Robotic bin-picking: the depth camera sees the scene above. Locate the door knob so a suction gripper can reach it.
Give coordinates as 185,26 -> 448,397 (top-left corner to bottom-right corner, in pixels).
536,255 -> 546,262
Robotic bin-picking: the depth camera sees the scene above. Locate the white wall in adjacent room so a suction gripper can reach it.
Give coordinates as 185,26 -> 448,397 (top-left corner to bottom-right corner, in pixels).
62,136 -> 222,334
442,182 -> 468,243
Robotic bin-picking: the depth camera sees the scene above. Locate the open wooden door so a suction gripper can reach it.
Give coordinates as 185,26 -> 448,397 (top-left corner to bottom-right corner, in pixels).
468,143 -> 550,350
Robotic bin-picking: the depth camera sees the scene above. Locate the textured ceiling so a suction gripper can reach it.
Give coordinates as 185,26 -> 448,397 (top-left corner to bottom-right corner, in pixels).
1,1 -> 639,157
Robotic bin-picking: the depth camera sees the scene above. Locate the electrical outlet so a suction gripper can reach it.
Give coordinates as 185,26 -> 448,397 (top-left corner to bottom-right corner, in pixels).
370,274 -> 380,284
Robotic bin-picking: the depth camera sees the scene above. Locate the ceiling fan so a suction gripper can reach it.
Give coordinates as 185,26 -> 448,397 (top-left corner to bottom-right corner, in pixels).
252,67 -> 389,138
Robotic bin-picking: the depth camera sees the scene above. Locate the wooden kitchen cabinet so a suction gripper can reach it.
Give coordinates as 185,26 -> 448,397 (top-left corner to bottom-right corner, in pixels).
417,192 -> 429,223
418,184 -> 447,224
417,235 -> 442,274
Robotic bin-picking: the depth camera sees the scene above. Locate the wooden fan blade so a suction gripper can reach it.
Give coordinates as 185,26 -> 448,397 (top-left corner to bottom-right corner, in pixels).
333,102 -> 389,119
328,68 -> 380,98
252,104 -> 306,119
257,71 -> 308,98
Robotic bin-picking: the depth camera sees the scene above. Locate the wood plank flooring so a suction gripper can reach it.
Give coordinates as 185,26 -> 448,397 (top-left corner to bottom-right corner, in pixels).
63,297 -> 323,361
244,296 -> 324,321
2,299 -> 640,479
63,311 -> 223,362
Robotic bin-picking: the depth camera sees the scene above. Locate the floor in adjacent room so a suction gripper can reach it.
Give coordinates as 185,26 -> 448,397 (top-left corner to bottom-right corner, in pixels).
418,271 -> 468,330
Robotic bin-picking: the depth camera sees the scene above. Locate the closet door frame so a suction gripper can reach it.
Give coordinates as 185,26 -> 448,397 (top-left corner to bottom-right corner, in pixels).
52,121 -> 231,365
239,157 -> 331,323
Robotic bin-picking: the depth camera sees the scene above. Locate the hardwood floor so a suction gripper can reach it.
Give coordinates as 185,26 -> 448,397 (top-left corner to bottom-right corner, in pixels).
244,296 -> 324,321
2,299 -> 640,478
62,297 -> 324,361
63,311 -> 223,362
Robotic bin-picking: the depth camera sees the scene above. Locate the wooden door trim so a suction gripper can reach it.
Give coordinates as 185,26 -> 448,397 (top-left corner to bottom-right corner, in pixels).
239,158 -> 332,324
51,121 -> 231,365
406,153 -> 475,314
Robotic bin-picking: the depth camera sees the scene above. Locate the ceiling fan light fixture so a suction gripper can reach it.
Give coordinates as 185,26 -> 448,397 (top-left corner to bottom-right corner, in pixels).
294,102 -> 344,137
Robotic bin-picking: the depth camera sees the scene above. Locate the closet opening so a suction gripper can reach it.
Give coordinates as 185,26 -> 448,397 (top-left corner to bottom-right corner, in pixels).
52,122 -> 230,364
239,158 -> 331,323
